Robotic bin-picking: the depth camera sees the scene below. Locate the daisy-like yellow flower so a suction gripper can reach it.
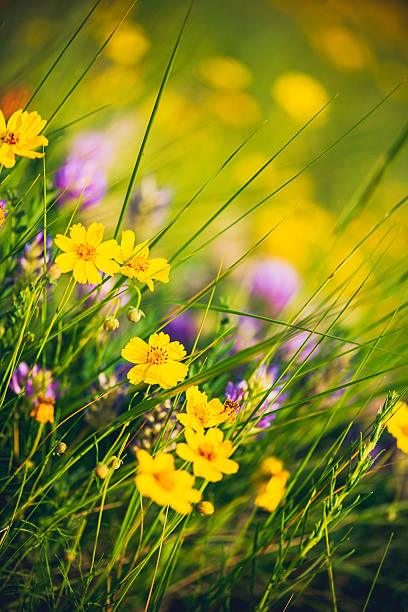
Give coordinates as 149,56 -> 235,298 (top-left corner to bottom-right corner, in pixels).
176,427 -> 239,482
253,457 -> 289,513
0,109 -> 48,168
115,230 -> 170,291
135,449 -> 202,514
177,385 -> 236,432
386,400 -> 408,453
54,223 -> 120,284
30,395 -> 55,424
121,332 -> 188,389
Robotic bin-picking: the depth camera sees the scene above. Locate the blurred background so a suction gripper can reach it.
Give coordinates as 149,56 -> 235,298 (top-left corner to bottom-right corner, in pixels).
1,0 -> 408,324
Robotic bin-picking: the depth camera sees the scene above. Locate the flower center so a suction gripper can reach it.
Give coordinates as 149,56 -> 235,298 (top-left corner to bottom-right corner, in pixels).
76,242 -> 97,261
4,131 -> 19,146
154,471 -> 173,490
146,346 -> 169,365
128,255 -> 150,274
198,444 -> 216,461
223,399 -> 239,422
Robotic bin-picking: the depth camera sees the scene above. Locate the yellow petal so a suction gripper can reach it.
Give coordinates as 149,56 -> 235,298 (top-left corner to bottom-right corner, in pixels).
120,230 -> 136,257
73,259 -> 88,283
121,336 -> 149,364
97,239 -> 121,258
127,364 -> 150,386
55,252 -> 77,272
70,223 -> 86,244
95,255 -> 119,276
86,261 -> 102,284
54,234 -> 76,253
86,222 -> 104,246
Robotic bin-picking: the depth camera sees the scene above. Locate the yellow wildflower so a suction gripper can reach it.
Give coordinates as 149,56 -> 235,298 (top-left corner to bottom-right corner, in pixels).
177,385 -> 236,431
0,109 -> 48,168
176,427 -> 239,482
135,449 -> 201,514
30,395 -> 55,424
196,500 -> 214,515
386,401 -> 408,453
116,230 -> 170,291
54,223 -> 120,284
121,332 -> 188,389
254,457 -> 289,513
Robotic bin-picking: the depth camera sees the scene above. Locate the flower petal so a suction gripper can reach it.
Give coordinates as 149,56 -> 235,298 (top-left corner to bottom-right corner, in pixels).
55,252 -> 77,273
86,222 -> 104,246
121,337 -> 149,364
73,259 -> 88,284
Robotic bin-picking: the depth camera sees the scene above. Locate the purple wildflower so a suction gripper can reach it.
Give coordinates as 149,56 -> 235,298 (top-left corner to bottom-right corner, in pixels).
0,199 -> 8,227
18,231 -> 52,277
163,311 -> 196,350
54,158 -> 107,208
284,331 -> 320,363
225,380 -> 249,404
10,362 -> 59,400
253,364 -> 288,429
249,257 -> 300,313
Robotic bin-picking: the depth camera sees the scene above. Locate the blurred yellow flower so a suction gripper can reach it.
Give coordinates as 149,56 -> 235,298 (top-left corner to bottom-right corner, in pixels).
197,56 -> 252,90
386,401 -> 408,453
176,427 -> 239,482
135,449 -> 201,514
254,457 -> 289,512
105,23 -> 150,66
116,230 -> 170,291
177,385 -> 235,431
313,26 -> 372,72
271,72 -> 329,124
196,500 -> 215,515
209,91 -> 261,127
30,395 -> 55,424
54,223 -> 120,284
0,109 -> 48,168
121,332 -> 188,389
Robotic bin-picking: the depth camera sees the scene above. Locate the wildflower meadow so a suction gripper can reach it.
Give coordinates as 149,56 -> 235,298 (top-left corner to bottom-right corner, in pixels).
1,0 -> 408,610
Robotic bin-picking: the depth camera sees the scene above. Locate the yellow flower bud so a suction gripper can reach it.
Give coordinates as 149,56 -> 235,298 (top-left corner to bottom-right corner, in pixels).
127,307 -> 144,323
196,501 -> 214,515
55,441 -> 67,454
95,463 -> 109,479
104,316 -> 119,332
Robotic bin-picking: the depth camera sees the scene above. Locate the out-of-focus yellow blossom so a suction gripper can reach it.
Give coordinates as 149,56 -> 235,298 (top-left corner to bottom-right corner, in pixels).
177,385 -> 235,432
115,230 -> 170,291
176,427 -> 239,482
387,401 -> 408,453
121,332 -> 188,389
254,457 -> 289,512
88,66 -> 143,105
197,500 -> 215,515
30,395 -> 55,424
0,109 -> 48,168
152,89 -> 199,136
105,23 -> 150,66
312,26 -> 372,71
271,72 -> 329,124
54,223 -> 120,284
197,56 -> 252,91
209,91 -> 261,128
135,449 -> 202,514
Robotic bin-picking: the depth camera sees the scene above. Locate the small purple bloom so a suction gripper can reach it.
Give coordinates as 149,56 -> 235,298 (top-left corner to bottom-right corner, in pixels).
10,362 -> 59,400
54,158 -> 107,208
284,331 -> 320,362
249,257 -> 300,313
225,380 -> 249,404
253,364 -> 288,429
0,199 -> 8,224
18,231 -> 52,276
163,311 -> 196,350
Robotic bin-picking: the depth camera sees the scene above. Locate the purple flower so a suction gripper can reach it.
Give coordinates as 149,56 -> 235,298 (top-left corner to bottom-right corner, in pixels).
233,317 -> 262,353
0,199 -> 8,226
249,257 -> 300,313
10,362 -> 59,400
70,131 -> 113,168
163,311 -> 196,350
225,380 -> 249,404
54,158 -> 107,208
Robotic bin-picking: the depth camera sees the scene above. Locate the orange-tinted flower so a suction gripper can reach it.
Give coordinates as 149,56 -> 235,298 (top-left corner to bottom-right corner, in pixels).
30,395 -> 55,424
254,457 -> 289,512
0,109 -> 48,168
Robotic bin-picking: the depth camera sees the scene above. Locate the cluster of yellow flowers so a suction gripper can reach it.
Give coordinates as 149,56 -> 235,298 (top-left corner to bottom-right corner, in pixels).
55,224 -> 169,289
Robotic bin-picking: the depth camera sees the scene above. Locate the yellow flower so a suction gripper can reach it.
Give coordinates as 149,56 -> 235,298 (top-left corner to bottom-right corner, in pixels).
30,395 -> 55,424
196,500 -> 214,515
121,332 -> 188,389
254,457 -> 289,513
176,427 -> 239,482
0,109 -> 48,168
271,72 -> 329,124
135,449 -> 201,514
386,401 -> 408,453
197,56 -> 252,91
54,222 -> 120,284
177,385 -> 236,431
116,230 -> 170,291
